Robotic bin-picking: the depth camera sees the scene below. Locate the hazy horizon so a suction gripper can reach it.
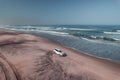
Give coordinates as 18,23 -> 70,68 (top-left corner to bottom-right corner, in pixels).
0,0 -> 120,25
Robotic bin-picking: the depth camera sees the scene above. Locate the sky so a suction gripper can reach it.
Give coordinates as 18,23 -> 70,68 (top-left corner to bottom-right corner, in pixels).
0,0 -> 120,25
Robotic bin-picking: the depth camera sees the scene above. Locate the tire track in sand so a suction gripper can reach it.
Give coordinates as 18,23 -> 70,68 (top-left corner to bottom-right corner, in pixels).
0,53 -> 21,80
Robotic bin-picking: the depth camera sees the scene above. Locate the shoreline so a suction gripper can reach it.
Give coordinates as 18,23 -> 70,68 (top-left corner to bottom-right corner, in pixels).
32,31 -> 120,64
0,29 -> 120,80
0,28 -> 120,63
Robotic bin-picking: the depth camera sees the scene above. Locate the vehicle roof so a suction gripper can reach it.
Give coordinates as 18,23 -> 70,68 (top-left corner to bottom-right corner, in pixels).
55,48 -> 61,50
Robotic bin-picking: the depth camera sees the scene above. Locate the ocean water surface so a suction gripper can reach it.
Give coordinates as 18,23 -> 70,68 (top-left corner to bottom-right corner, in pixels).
0,25 -> 120,62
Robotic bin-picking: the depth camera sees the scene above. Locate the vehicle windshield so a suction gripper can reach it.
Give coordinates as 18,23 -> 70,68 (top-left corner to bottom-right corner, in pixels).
55,49 -> 62,52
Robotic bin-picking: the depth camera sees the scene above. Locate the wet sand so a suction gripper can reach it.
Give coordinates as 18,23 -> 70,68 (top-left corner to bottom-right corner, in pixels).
0,29 -> 120,80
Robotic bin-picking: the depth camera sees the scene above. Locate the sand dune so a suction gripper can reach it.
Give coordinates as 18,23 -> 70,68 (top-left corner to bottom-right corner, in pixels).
0,29 -> 120,80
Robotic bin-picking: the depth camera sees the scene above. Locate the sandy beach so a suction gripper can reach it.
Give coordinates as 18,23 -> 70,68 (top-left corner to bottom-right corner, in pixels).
0,29 -> 120,80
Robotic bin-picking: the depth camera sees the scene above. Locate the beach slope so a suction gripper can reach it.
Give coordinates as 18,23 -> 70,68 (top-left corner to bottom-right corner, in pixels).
0,29 -> 120,80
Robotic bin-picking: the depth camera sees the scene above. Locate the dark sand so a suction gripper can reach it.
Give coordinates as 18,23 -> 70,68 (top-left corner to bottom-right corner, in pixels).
0,29 -> 120,80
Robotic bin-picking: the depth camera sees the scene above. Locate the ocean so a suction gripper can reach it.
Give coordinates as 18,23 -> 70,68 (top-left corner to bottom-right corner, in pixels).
0,25 -> 120,62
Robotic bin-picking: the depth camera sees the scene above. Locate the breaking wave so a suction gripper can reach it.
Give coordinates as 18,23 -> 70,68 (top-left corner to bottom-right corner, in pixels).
1,25 -> 120,42
67,28 -> 96,31
104,31 -> 120,34
0,26 -> 69,36
71,33 -> 120,42
88,36 -> 120,41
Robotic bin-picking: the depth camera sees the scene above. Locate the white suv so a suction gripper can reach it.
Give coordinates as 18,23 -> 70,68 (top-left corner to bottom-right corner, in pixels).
53,48 -> 67,57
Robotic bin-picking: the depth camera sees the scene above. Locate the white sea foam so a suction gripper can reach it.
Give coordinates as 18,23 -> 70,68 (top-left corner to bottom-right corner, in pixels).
112,38 -> 120,41
54,27 -> 96,31
7,27 -> 69,36
81,37 -> 103,43
104,31 -> 120,34
68,28 -> 96,31
19,26 -> 53,31
55,27 -> 64,30
37,30 -> 69,35
116,30 -> 120,32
